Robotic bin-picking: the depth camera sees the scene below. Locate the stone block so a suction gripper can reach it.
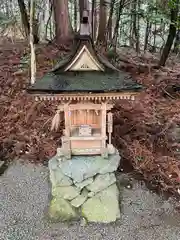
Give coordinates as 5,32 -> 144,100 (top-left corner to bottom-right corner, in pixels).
99,154 -> 120,175
75,177 -> 93,190
71,189 -> 88,208
52,185 -> 80,200
48,152 -> 121,223
50,169 -> 73,187
81,184 -> 120,223
59,153 -> 120,183
49,197 -> 78,222
86,173 -> 116,194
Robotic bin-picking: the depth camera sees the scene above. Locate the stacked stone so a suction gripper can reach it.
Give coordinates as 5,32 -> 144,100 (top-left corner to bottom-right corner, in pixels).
48,151 -> 121,223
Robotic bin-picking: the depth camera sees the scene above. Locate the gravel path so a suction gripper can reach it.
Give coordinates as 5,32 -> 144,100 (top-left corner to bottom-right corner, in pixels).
0,160 -> 180,240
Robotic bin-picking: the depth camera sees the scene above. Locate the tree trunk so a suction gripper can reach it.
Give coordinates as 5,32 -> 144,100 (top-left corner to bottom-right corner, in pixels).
17,0 -> 30,38
17,0 -> 39,43
97,0 -> 107,44
52,0 -> 73,44
136,0 -> 140,53
74,0 -> 77,32
30,0 -> 36,84
129,7 -> 134,47
91,0 -> 96,40
144,20 -> 150,51
112,0 -> 125,51
44,0 -> 52,40
132,0 -> 140,52
5,0 -> 10,17
106,0 -> 115,42
94,2 -> 98,40
173,29 -> 180,53
152,2 -> 158,53
159,0 -> 179,66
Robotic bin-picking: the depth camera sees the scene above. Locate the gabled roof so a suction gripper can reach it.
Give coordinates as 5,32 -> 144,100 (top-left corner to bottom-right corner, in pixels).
65,45 -> 103,71
27,13 -> 143,95
51,36 -> 117,73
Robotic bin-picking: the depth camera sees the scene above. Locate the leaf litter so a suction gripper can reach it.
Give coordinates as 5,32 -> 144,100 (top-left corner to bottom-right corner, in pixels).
0,41 -> 180,197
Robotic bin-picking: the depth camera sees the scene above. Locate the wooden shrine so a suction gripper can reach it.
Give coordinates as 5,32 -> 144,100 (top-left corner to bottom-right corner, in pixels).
55,102 -> 114,159
27,10 -> 143,159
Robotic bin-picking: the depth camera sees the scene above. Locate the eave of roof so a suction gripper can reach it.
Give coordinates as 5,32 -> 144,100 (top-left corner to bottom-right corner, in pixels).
27,70 -> 143,94
27,34 -> 144,95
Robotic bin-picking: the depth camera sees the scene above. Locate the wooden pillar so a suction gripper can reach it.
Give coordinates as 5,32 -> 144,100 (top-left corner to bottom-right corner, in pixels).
101,102 -> 108,158
63,104 -> 71,159
64,104 -> 70,137
107,112 -> 113,145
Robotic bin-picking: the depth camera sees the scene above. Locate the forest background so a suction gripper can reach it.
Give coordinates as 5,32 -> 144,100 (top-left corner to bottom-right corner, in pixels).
0,0 -> 180,198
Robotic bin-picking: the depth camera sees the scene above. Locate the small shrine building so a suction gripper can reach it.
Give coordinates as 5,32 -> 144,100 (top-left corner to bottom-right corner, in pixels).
27,9 -> 144,224
27,10 -> 142,160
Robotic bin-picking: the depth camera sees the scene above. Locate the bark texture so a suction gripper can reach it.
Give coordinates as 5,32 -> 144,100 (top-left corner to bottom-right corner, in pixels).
52,0 -> 73,44
97,0 -> 107,44
17,0 -> 30,37
159,0 -> 179,66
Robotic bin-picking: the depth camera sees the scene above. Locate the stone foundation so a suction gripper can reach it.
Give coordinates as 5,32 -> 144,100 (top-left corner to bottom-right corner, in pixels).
48,151 -> 121,223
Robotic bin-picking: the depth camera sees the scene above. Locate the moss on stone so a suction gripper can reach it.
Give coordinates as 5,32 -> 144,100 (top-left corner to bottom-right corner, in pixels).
48,197 -> 79,222
81,184 -> 120,223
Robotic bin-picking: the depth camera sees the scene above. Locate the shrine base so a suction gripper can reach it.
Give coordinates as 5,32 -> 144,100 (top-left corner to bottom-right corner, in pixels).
48,152 -> 121,223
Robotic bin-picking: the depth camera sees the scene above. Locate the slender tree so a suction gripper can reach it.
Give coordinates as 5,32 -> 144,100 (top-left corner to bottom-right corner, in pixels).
112,0 -> 125,50
17,0 -> 30,38
74,0 -> 77,32
52,0 -> 73,44
91,0 -> 96,40
30,0 -> 36,84
131,0 -> 140,52
17,0 -> 39,43
159,0 -> 179,66
97,0 -> 107,44
173,29 -> 180,53
107,0 -> 116,42
144,20 -> 151,51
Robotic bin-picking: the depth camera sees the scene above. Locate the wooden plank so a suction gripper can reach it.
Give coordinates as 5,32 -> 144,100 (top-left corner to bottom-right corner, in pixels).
63,104 -> 71,159
70,136 -> 107,141
71,124 -> 100,128
101,103 -> 107,157
108,112 -> 113,145
64,104 -> 70,137
68,104 -> 113,110
72,148 -> 101,155
53,105 -> 113,116
71,140 -> 102,149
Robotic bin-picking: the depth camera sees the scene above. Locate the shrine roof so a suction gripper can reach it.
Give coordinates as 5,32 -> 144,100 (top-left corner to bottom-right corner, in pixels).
27,23 -> 143,94
27,70 -> 142,94
50,36 -> 118,73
